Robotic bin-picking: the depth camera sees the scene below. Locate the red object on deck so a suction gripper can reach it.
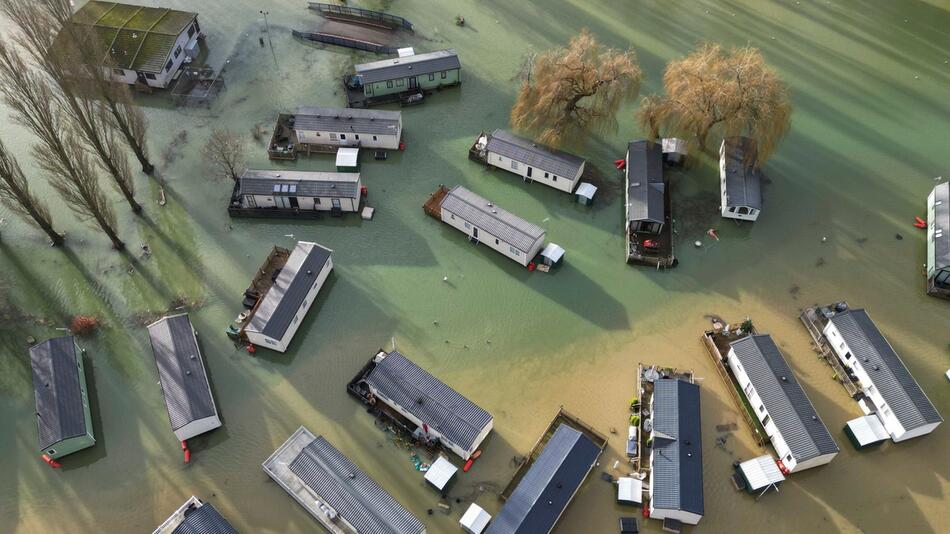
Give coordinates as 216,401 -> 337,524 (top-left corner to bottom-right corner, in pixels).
181,440 -> 191,463
41,454 -> 61,469
528,262 -> 536,271
246,344 -> 256,354
614,158 -> 626,170
643,506 -> 650,518
361,185 -> 368,197
642,239 -> 660,250
399,141 -> 407,151
462,458 -> 475,472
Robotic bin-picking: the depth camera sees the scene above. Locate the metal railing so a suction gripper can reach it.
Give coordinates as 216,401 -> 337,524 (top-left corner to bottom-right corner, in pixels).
291,30 -> 398,54
308,2 -> 414,32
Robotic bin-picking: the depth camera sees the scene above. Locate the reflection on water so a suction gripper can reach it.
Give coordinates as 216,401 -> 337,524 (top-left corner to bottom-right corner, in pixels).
0,1 -> 948,533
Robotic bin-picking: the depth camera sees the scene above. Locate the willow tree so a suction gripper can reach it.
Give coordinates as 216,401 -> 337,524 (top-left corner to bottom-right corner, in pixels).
1,0 -> 155,174
0,138 -> 64,245
511,29 -> 642,147
0,40 -> 124,250
643,43 -> 791,167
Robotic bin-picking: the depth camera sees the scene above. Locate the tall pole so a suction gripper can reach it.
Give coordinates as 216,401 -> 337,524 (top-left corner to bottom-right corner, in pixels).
260,10 -> 277,65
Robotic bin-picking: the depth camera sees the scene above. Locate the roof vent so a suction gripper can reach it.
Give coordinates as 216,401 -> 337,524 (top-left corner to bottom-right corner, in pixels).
491,209 -> 497,214
781,376 -> 788,382
632,182 -> 641,187
348,472 -> 356,479
874,365 -> 880,371
687,452 -> 692,457
186,370 -> 192,376
190,355 -> 196,360
306,270 -> 313,275
416,397 -> 425,405
408,65 -> 413,69
812,415 -> 817,421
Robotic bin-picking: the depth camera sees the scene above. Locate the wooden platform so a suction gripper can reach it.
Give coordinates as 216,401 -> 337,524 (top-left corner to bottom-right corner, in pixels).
500,407 -> 608,500
701,328 -> 769,446
627,177 -> 676,268
799,305 -> 862,399
423,185 -> 449,219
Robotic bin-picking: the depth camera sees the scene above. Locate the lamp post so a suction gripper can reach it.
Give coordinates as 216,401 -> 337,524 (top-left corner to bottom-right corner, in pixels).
260,10 -> 276,65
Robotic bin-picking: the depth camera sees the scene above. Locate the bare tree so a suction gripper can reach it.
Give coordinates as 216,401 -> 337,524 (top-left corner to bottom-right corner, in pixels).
203,129 -> 246,182
0,138 -> 64,245
0,40 -> 124,250
643,43 -> 791,166
510,29 -> 642,147
1,0 -> 155,174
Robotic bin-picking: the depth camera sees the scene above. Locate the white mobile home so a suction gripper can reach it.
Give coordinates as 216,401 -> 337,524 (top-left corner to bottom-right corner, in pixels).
146,314 -> 222,443
727,335 -> 839,473
473,130 -> 586,193
69,2 -> 201,89
436,185 -> 546,267
720,137 -> 763,221
244,241 -> 333,353
293,107 -> 402,149
648,379 -> 704,526
152,496 -> 236,534
233,170 -> 361,213
263,426 -> 426,534
823,308 -> 943,442
927,181 -> 950,298
362,350 -> 494,460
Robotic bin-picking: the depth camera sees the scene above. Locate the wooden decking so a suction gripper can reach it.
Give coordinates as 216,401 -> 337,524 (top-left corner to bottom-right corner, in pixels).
423,185 -> 449,219
633,364 -> 694,473
627,177 -> 676,269
799,305 -> 862,399
266,113 -> 340,161
500,407 -> 608,500
701,329 -> 769,447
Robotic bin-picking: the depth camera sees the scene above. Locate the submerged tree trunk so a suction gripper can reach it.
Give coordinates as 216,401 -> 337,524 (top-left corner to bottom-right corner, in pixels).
0,138 -> 64,245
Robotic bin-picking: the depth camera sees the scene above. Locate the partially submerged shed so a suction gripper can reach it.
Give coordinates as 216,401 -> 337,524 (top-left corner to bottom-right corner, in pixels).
488,424 -> 603,534
719,137 -> 763,222
262,426 -> 425,533
147,314 -> 221,443
647,379 -> 704,525
727,335 -> 839,472
361,350 -> 493,460
335,147 -> 360,172
29,337 -> 96,460
927,181 -> 949,298
152,496 -> 236,534
844,415 -> 890,449
460,503 -> 492,534
244,241 -> 334,353
736,455 -> 785,497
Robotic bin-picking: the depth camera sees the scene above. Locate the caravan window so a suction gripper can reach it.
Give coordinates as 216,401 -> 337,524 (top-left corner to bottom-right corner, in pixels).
510,160 -> 518,170
174,45 -> 182,58
428,73 -> 435,81
386,81 -> 394,88
441,71 -> 447,79
762,414 -> 771,426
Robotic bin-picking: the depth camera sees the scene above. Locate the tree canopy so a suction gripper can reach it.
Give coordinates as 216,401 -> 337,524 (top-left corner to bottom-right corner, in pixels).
511,29 -> 642,147
639,43 -> 791,167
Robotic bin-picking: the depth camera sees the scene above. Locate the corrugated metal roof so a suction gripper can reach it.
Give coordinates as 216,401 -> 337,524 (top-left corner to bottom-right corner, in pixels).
238,170 -> 360,199
721,137 -> 762,210
172,502 -> 237,534
355,49 -> 460,84
626,141 -> 665,223
650,379 -> 704,516
487,424 -> 601,534
486,130 -> 585,179
440,185 -> 545,253
930,181 -> 949,270
738,455 -> 784,491
29,337 -> 88,450
366,351 -> 493,452
294,107 -> 401,136
72,1 -> 197,74
730,335 -> 839,461
147,314 -> 218,433
829,309 -> 943,430
246,241 -> 333,341
289,435 -> 425,534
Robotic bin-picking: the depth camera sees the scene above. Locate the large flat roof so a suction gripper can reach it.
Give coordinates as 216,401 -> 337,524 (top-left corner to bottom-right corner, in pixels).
651,379 -> 704,516
238,169 -> 360,199
294,107 -> 401,136
721,137 -> 762,210
355,49 -> 460,84
29,337 -> 88,450
486,129 -> 584,179
626,140 -> 665,223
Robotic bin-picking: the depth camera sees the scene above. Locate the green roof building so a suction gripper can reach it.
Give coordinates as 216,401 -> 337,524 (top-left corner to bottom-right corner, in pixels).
69,1 -> 200,88
29,337 -> 96,460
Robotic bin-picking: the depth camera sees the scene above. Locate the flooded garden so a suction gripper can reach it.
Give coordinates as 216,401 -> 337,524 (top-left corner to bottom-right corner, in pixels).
0,0 -> 948,532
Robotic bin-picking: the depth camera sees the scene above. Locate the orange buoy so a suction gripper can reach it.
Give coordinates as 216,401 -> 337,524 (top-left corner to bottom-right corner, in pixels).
41,454 -> 62,469
471,450 -> 482,460
614,158 -> 626,170
775,458 -> 789,475
247,344 -> 256,354
181,440 -> 191,463
914,216 -> 927,229
462,458 -> 475,472
399,141 -> 407,151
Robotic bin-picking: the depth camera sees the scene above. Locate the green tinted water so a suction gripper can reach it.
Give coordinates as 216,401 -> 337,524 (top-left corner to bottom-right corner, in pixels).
1,1 -> 948,532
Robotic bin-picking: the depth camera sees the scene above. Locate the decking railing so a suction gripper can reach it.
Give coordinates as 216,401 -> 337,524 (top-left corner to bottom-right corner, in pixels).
308,2 -> 414,31
701,331 -> 768,446
799,307 -> 861,398
291,30 -> 398,54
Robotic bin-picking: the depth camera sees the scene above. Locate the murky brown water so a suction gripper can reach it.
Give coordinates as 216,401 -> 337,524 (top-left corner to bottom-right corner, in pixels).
0,1 -> 948,533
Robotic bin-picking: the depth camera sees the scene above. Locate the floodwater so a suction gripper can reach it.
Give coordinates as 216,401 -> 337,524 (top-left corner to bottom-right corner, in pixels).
1,0 -> 948,532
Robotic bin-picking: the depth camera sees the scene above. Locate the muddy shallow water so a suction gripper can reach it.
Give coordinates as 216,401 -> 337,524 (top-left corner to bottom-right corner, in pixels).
0,1 -> 948,533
